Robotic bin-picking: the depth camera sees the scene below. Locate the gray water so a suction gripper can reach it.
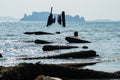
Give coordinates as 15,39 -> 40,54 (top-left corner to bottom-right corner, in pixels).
0,21 -> 120,73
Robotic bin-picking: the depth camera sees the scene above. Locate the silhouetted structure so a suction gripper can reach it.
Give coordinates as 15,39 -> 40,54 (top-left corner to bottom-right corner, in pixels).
57,15 -> 62,25
61,11 -> 66,27
74,31 -> 78,37
47,7 -> 55,27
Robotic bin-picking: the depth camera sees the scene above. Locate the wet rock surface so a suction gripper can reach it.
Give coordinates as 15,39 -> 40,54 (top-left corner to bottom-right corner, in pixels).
65,37 -> 91,43
20,50 -> 98,60
24,31 -> 53,35
42,45 -> 78,51
45,50 -> 98,59
0,63 -> 120,80
35,39 -> 52,44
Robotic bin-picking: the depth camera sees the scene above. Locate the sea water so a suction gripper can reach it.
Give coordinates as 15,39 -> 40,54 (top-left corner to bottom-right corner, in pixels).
0,21 -> 120,73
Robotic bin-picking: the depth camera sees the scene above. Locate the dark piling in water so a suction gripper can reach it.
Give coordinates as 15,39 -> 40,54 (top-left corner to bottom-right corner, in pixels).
57,15 -> 62,25
61,11 -> 66,27
74,31 -> 78,37
0,53 -> 2,58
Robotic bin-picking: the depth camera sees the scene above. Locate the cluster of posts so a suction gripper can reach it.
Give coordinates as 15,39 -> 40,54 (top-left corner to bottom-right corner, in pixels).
47,7 -> 66,27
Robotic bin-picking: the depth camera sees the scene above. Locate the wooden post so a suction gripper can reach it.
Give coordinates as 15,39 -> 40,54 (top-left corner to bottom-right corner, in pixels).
61,11 -> 66,27
47,7 -> 54,27
74,31 -> 78,37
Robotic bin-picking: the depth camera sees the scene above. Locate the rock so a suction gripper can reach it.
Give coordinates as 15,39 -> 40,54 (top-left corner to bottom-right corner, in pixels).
24,31 -> 53,35
53,62 -> 99,68
43,45 -> 78,51
1,63 -> 119,80
34,75 -> 62,80
35,39 -> 52,44
82,46 -> 88,49
65,37 -> 91,43
46,50 -> 98,58
20,50 -> 98,60
0,53 -> 2,58
56,32 -> 61,34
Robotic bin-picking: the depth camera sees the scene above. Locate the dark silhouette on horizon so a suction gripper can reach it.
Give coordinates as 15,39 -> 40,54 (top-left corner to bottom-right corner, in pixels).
46,7 -> 56,27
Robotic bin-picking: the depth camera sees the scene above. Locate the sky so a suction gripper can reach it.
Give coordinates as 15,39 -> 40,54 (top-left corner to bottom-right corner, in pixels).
0,0 -> 120,20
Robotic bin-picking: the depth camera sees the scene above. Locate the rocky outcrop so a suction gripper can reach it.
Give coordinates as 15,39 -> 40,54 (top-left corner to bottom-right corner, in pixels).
0,63 -> 119,80
42,45 -> 78,51
35,39 -> 52,44
65,37 -> 91,43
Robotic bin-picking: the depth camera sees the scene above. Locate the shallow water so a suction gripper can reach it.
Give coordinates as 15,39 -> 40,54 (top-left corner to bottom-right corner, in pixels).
0,21 -> 120,73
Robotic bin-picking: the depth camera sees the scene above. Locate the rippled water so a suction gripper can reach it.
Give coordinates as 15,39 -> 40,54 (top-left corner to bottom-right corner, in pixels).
0,21 -> 120,73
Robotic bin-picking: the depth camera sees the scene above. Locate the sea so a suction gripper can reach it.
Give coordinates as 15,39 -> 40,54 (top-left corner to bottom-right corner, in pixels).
0,21 -> 120,73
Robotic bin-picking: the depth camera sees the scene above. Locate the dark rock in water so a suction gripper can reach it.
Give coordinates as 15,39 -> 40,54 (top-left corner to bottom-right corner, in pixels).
65,37 -> 91,43
20,50 -> 98,60
56,62 -> 98,68
56,32 -> 61,34
34,31 -> 53,35
0,53 -> 2,58
24,31 -> 53,35
24,32 -> 34,35
1,63 -> 119,80
46,50 -> 98,58
82,46 -> 88,49
35,39 -> 52,44
42,45 -> 78,51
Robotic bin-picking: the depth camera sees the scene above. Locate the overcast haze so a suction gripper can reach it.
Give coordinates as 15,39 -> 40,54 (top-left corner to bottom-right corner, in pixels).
0,0 -> 120,20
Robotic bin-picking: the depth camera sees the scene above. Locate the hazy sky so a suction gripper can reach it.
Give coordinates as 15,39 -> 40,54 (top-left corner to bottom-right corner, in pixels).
0,0 -> 120,20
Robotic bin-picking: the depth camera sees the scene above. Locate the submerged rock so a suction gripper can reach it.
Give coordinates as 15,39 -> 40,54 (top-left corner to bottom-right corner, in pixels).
42,45 -> 78,51
24,31 -> 53,35
65,37 -> 91,43
35,39 -> 52,44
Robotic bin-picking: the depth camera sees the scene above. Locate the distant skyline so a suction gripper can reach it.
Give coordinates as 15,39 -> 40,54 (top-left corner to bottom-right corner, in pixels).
0,0 -> 120,20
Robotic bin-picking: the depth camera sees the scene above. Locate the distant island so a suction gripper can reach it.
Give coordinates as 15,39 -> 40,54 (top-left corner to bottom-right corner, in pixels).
20,12 -> 85,22
87,19 -> 120,22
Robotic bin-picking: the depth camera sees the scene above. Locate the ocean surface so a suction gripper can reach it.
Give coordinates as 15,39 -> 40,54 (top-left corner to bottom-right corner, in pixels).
0,21 -> 120,73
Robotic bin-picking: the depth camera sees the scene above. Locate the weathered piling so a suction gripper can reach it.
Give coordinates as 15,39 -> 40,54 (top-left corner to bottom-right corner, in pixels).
74,31 -> 78,37
47,7 -> 54,26
61,11 -> 66,27
57,15 -> 62,25
0,53 -> 2,58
